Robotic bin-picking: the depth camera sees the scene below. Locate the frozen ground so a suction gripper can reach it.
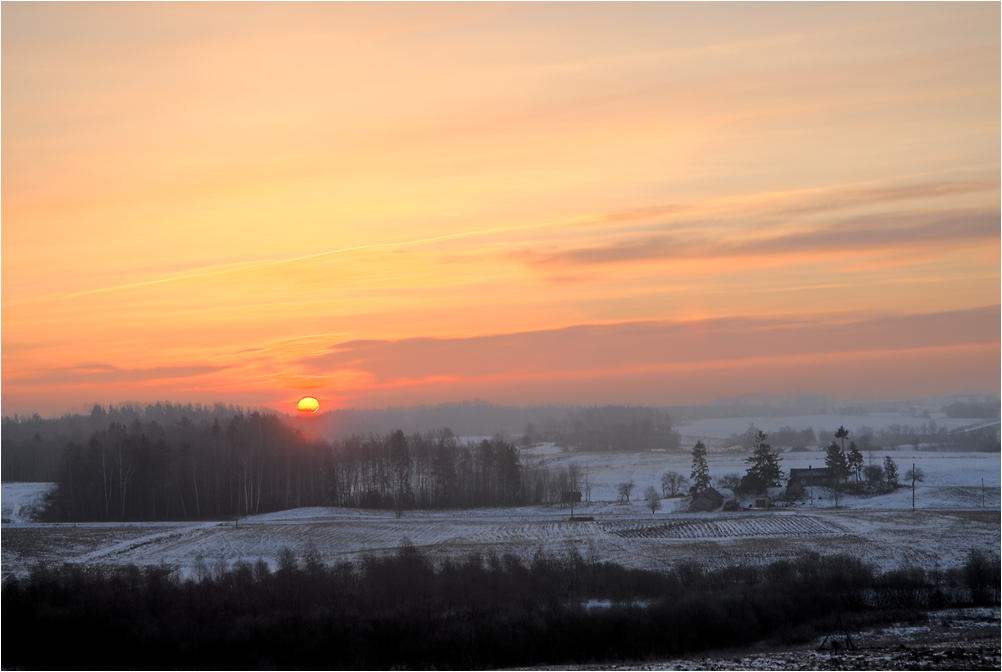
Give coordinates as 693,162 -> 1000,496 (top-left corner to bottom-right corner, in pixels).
1,482 -> 53,524
524,607 -> 1001,671
2,448 -> 998,581
534,449 -> 1000,509
2,492 -> 998,583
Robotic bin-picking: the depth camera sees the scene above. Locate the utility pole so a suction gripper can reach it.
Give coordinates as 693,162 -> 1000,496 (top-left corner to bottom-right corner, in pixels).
912,462 -> 916,509
809,465 -> 814,507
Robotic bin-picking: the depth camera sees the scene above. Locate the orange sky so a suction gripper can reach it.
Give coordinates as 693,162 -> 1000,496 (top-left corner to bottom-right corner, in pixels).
3,4 -> 999,416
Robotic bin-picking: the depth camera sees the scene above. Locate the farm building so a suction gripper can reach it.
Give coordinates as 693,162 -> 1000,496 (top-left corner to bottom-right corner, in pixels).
690,486 -> 725,512
786,467 -> 833,499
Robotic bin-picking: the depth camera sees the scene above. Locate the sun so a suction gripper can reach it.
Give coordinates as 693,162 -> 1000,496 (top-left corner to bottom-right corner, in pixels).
297,396 -> 320,414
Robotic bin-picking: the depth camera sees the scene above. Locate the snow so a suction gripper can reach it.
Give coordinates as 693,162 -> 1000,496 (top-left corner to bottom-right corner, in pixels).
535,450 -> 999,511
522,441 -> 564,456
1,482 -> 54,524
2,450 -> 998,582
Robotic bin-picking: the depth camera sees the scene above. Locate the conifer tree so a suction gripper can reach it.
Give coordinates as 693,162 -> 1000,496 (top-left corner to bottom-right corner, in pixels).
825,441 -> 849,483
834,426 -> 849,451
846,441 -> 864,481
690,440 -> 711,493
883,455 -> 900,489
744,430 -> 783,487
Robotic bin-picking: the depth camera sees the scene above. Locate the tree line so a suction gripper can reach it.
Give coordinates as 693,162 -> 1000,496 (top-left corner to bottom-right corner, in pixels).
726,421 -> 999,453
2,402 -> 253,482
324,428 -> 571,509
53,413 -> 329,521
3,545 -> 997,670
3,402 -> 683,485
45,413 -> 585,522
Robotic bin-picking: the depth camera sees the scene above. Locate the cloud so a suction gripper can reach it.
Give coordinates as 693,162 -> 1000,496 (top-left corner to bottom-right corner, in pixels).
6,363 -> 228,387
300,305 -> 1000,384
777,180 -> 999,216
514,208 -> 1000,268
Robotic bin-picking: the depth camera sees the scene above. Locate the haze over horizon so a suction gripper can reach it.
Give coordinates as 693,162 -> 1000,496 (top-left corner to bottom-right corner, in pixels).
3,4 -> 999,417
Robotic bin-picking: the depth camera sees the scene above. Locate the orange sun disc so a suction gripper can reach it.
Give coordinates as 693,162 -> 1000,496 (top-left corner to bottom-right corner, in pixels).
297,397 -> 320,414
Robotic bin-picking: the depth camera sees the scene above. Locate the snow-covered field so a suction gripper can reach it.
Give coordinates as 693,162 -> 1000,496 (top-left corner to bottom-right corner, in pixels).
676,412 -> 983,442
1,482 -> 53,524
532,447 -> 1000,509
2,448 -> 998,582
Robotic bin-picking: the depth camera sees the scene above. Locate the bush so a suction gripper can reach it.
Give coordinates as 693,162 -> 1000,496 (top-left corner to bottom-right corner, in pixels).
963,548 -> 1001,605
716,473 -> 741,492
1,547 -> 981,670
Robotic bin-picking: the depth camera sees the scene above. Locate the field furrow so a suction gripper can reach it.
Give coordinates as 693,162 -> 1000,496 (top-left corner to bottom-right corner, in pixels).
601,515 -> 840,540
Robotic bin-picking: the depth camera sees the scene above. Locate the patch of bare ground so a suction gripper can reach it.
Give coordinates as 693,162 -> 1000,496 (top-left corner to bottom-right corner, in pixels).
0,525 -> 177,581
939,508 -> 1000,524
512,608 -> 1001,671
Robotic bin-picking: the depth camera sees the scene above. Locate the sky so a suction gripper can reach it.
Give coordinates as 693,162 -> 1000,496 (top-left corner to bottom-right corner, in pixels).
2,3 -> 999,416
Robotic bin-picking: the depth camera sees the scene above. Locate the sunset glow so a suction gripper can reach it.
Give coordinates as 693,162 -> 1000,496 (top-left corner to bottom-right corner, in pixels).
2,4 -> 999,415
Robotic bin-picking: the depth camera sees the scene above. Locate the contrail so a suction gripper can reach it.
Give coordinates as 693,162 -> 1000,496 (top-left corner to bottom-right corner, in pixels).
4,215 -> 597,307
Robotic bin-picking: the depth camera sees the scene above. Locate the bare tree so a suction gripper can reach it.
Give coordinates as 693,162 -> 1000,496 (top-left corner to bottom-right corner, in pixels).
660,470 -> 688,497
568,463 -> 581,493
616,480 -> 635,502
716,473 -> 741,493
846,442 -> 864,482
644,486 -> 661,514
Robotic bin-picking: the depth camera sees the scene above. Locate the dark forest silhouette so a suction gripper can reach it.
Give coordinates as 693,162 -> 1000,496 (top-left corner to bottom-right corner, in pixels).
3,399 -> 998,521
7,407 -> 606,521
3,545 -> 998,670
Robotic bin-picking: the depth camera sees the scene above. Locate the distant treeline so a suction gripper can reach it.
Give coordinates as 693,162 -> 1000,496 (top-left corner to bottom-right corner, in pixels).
944,401 -> 1000,419
1,402 -> 253,482
53,413 -> 328,522
304,401 -> 681,447
314,402 -> 681,452
727,425 -> 819,450
31,411 -> 588,521
3,546 -> 998,670
326,428 -> 582,509
531,405 -> 679,452
726,421 -> 1000,452
2,402 -> 680,486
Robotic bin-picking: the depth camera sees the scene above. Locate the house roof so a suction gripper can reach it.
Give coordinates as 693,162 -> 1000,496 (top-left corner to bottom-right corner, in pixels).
789,467 -> 832,476
695,486 -> 724,504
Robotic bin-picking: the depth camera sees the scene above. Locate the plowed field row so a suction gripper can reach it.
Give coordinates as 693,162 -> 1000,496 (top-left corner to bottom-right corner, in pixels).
600,516 -> 839,539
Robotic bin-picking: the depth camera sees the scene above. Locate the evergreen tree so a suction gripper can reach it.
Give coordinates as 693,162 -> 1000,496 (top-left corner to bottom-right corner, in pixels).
824,441 -> 849,483
883,456 -> 900,489
846,441 -> 864,481
834,426 -> 849,451
690,441 -> 710,493
744,430 -> 783,487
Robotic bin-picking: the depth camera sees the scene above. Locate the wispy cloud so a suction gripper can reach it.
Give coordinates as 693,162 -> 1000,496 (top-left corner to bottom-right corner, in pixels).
300,306 -> 1000,384
6,363 -> 228,387
514,208 -> 999,268
3,4 -> 998,413
776,180 -> 999,216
